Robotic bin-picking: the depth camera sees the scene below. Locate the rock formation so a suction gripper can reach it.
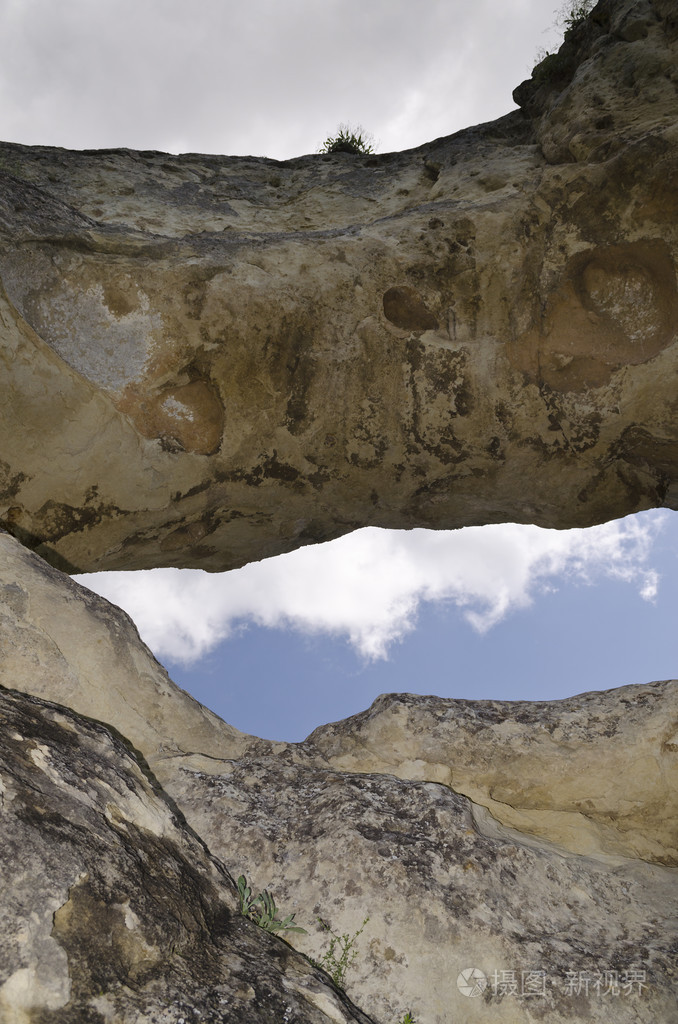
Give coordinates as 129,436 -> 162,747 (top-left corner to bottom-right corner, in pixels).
1,0 -> 678,1021
0,681 -> 374,1024
2,530 -> 677,1022
0,0 -> 677,573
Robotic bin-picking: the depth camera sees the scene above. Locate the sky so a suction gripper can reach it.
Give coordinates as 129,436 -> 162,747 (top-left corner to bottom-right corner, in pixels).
1,0 -> 567,159
74,513 -> 678,741
3,0 -> 676,741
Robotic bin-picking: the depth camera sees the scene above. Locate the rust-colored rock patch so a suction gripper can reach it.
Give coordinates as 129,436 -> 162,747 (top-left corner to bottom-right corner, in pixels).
118,379 -> 224,454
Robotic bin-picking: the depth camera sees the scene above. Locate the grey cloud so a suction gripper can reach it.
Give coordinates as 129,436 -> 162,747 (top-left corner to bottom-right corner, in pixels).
0,0 -> 560,157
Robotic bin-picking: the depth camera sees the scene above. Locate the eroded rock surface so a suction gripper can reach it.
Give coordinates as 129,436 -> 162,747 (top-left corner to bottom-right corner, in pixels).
167,753 -> 677,1024
2,531 -> 677,1023
305,684 -> 678,864
0,685 -> 374,1024
1,0 -> 677,573
0,531 -> 256,764
1,1 -> 678,1020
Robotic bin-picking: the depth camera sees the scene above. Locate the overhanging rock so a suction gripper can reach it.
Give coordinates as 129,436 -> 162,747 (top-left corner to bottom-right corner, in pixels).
1,0 -> 677,573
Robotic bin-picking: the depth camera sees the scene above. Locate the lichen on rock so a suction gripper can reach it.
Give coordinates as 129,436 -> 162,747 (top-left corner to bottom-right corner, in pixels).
0,682 -> 373,1024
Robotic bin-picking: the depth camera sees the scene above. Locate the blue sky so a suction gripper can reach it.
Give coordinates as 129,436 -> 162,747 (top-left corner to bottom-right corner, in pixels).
5,0 -> 676,741
170,526 -> 678,742
77,512 -> 678,741
172,543 -> 678,742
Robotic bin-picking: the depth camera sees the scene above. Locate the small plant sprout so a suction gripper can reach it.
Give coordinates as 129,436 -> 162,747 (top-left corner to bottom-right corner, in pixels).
236,875 -> 307,935
319,123 -> 375,155
531,0 -> 595,74
397,1014 -> 416,1024
557,0 -> 594,31
236,874 -> 257,916
312,916 -> 369,989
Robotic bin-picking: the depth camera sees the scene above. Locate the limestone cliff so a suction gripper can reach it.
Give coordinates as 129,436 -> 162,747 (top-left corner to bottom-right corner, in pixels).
2,531 -> 677,1023
0,0 -> 677,573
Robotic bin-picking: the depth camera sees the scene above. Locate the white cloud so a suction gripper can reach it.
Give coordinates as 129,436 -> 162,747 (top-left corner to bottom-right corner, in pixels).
73,513 -> 666,665
639,571 -> 659,602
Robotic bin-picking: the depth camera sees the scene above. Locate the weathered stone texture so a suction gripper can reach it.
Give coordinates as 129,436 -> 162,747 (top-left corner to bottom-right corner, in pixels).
0,0 -> 677,573
1,1 -> 678,1021
305,684 -> 678,864
0,684 -> 374,1024
1,531 -> 677,1023
0,531 -> 255,764
167,754 -> 677,1024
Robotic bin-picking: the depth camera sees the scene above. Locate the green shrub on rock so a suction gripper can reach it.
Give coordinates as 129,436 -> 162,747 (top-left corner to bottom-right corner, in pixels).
319,123 -> 375,155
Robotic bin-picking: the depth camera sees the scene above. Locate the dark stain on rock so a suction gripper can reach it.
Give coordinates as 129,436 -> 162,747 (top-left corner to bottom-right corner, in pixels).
425,348 -> 472,416
297,520 -> 339,545
260,453 -> 302,485
0,461 -> 28,503
308,465 -> 331,491
159,512 -> 220,553
0,581 -> 28,618
569,136 -> 672,241
172,480 -> 212,502
494,402 -> 512,430
537,384 -> 603,454
0,518 -> 84,573
383,286 -> 439,332
487,436 -> 504,461
216,466 -> 264,488
423,159 -> 441,183
182,266 -> 222,321
348,450 -> 386,472
405,339 -> 473,464
34,499 -> 114,543
262,320 -> 316,436
612,425 -> 678,482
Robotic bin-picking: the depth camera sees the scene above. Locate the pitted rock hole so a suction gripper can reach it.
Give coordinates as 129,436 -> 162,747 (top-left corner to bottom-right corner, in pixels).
383,286 -> 439,332
576,248 -> 674,354
508,240 -> 678,391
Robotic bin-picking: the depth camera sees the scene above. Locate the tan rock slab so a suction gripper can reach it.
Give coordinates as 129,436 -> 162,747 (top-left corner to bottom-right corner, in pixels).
0,0 -> 677,573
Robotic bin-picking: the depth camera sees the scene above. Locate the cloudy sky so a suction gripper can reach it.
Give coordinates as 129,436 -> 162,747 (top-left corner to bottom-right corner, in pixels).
72,513 -> 678,742
4,0 -> 676,740
2,0 -> 566,159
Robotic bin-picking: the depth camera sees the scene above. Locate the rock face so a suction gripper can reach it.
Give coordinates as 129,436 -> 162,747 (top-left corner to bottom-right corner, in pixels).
305,685 -> 678,865
1,0 -> 678,573
168,750 -> 677,1024
0,683 -> 374,1024
2,530 -> 677,1023
0,531 -> 254,764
